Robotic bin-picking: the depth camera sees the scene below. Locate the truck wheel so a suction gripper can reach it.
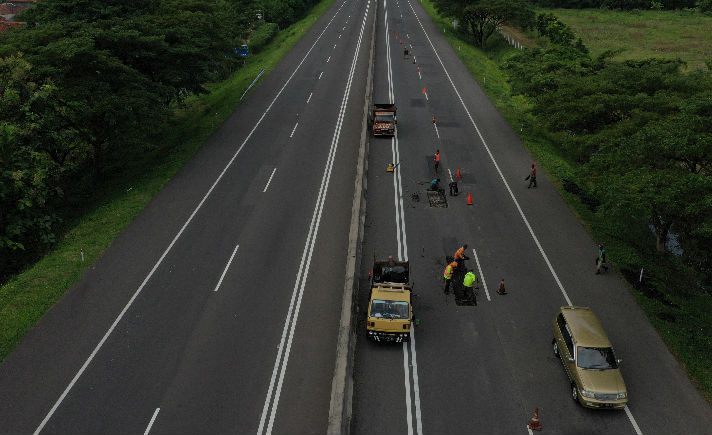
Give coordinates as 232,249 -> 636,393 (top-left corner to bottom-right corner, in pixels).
553,339 -> 559,357
571,383 -> 579,402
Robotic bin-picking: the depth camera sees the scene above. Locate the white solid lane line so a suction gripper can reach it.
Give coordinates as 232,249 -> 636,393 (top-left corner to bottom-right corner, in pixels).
263,168 -> 278,193
447,168 -> 453,183
32,2 -> 349,434
306,92 -> 313,104
319,71 -> 324,79
407,0 -> 644,433
143,408 -> 160,435
258,2 -> 370,434
409,328 -> 423,435
385,1 -> 421,433
289,122 -> 299,138
433,122 -> 438,138
327,55 -> 331,63
472,248 -> 491,301
213,244 -> 240,292
402,343 -> 414,435
625,406 -> 644,435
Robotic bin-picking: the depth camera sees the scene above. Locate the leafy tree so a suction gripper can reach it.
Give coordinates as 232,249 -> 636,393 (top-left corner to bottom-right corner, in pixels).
462,0 -> 535,48
0,55 -> 66,279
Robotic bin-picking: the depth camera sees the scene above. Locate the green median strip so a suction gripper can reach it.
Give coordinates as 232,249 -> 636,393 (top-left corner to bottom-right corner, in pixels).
0,0 -> 336,363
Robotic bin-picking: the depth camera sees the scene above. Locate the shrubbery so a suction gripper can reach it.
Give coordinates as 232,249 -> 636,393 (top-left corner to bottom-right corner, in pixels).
249,22 -> 280,53
530,0 -> 700,9
504,28 -> 712,286
0,0 -> 322,283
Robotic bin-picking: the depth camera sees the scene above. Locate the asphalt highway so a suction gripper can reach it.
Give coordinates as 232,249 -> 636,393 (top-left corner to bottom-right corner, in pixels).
351,0 -> 712,435
2,0 -> 711,434
0,0 -> 374,433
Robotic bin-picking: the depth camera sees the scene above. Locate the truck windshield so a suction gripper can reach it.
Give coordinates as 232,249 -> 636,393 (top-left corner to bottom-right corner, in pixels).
374,114 -> 394,123
577,347 -> 618,370
370,300 -> 409,319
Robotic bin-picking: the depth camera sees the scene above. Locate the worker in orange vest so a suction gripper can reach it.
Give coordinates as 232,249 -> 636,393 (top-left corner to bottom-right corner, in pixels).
454,244 -> 469,263
443,261 -> 458,294
434,150 -> 440,174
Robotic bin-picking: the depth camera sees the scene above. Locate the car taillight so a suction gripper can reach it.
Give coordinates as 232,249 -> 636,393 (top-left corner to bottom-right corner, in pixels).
369,322 -> 375,327
403,323 -> 410,329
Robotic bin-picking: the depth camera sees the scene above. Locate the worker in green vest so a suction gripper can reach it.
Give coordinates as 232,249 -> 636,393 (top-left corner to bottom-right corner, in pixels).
463,271 -> 477,289
463,270 -> 478,305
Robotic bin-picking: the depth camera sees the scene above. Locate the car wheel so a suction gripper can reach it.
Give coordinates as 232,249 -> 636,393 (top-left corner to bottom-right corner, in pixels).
571,383 -> 579,402
553,340 -> 559,357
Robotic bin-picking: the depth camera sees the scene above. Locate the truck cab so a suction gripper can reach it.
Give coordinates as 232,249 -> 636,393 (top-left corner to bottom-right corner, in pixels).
372,103 -> 397,136
366,259 -> 414,343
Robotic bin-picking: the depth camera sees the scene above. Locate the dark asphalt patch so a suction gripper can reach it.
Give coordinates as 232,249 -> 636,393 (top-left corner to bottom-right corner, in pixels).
427,189 -> 448,207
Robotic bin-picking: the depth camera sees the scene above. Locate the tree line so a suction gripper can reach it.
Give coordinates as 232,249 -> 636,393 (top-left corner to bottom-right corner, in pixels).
0,0 -> 321,283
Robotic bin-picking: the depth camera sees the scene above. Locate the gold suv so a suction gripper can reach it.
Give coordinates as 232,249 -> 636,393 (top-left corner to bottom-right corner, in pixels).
552,306 -> 628,409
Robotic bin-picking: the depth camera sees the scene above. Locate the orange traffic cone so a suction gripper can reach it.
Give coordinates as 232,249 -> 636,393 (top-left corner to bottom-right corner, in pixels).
422,87 -> 427,94
456,168 -> 462,178
527,408 -> 542,431
466,193 -> 473,205
432,116 -> 436,124
400,40 -> 403,44
417,67 -> 420,72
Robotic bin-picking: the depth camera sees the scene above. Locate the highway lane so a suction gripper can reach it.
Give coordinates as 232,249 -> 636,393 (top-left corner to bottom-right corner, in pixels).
352,0 -> 712,434
0,0 -> 374,434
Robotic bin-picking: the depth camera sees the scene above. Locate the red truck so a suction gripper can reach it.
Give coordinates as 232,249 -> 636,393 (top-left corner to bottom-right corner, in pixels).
372,103 -> 397,136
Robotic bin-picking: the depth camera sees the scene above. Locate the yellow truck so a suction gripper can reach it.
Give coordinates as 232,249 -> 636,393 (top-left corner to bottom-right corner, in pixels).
366,259 -> 414,343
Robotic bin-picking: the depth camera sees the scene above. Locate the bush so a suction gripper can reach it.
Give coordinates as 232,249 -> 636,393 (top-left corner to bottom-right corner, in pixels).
249,22 -> 279,54
700,0 -> 712,12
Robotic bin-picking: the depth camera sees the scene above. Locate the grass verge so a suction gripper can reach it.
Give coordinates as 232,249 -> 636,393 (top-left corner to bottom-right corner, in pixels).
0,0 -> 335,362
545,8 -> 712,71
420,0 -> 712,402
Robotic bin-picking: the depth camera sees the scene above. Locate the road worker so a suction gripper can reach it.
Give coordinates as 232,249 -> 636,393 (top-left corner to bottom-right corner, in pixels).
595,244 -> 608,274
434,150 -> 440,174
464,270 -> 478,305
526,163 -> 537,188
443,261 -> 457,294
498,279 -> 507,295
429,178 -> 440,191
463,270 -> 477,288
454,244 -> 469,263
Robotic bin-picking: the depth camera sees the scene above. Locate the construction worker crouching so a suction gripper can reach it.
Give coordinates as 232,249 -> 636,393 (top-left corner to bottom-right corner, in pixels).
443,261 -> 458,294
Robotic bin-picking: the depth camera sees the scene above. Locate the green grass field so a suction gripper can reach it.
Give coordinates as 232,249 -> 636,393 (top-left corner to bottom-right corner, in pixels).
420,0 -> 712,402
0,0 -> 335,362
549,8 -> 712,71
